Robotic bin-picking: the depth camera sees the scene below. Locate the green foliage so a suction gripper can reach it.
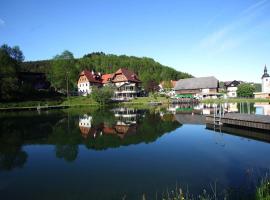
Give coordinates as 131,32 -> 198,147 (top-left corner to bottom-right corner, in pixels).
23,52 -> 192,91
78,53 -> 192,86
91,85 -> 114,105
50,50 -> 79,91
256,174 -> 270,200
237,83 -> 255,98
0,49 -> 20,100
163,80 -> 173,89
1,44 -> 24,62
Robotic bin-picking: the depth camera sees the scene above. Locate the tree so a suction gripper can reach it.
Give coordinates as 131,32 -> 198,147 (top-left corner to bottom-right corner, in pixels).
163,80 -> 173,89
0,49 -> 20,100
50,50 -> 78,92
91,85 -> 114,105
1,44 -> 24,62
237,83 -> 255,98
144,80 -> 160,93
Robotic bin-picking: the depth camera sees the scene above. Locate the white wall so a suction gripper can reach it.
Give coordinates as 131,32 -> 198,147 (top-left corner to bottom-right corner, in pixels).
262,77 -> 270,93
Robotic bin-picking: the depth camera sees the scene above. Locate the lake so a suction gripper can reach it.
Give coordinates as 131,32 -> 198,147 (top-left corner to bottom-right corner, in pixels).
0,103 -> 270,200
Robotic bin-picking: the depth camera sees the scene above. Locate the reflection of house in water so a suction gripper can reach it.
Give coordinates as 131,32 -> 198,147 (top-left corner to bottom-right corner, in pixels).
111,108 -> 142,138
112,107 -> 138,125
167,103 -> 240,117
78,108 -> 144,139
79,115 -> 93,138
255,103 -> 270,116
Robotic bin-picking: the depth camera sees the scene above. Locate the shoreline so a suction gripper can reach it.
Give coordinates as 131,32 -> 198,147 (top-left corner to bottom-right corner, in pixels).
0,97 -> 270,111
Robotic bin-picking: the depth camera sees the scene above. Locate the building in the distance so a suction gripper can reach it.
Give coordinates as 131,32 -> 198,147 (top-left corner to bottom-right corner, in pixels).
111,68 -> 142,100
224,80 -> 242,98
174,76 -> 220,99
254,65 -> 270,99
77,70 -> 102,96
78,68 -> 142,100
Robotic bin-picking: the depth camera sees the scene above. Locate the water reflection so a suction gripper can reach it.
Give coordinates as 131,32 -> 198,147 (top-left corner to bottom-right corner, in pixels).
167,102 -> 259,115
255,103 -> 270,115
0,104 -> 270,199
0,108 -> 182,168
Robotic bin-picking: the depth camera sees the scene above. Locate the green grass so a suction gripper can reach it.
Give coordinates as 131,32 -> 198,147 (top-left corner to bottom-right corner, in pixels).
256,174 -> 270,200
201,98 -> 270,104
123,96 -> 169,105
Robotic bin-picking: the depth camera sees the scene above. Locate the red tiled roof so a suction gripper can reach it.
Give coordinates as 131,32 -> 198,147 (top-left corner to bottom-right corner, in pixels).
101,73 -> 113,84
112,68 -> 141,83
79,70 -> 102,83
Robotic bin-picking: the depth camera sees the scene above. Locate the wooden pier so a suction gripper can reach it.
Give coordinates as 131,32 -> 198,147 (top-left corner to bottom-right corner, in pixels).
206,113 -> 270,131
0,105 -> 70,112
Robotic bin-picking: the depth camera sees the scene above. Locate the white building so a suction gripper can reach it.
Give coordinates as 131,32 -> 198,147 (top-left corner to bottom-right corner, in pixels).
224,80 -> 241,98
77,70 -> 102,96
254,65 -> 270,99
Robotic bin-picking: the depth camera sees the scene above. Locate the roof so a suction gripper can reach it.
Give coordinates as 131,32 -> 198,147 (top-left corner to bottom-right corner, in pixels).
79,70 -> 102,83
224,80 -> 242,87
262,65 -> 270,78
112,68 -> 141,83
101,73 -> 113,84
174,76 -> 218,90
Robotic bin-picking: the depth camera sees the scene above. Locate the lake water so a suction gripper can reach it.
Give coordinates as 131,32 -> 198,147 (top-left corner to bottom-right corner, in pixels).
0,103 -> 270,200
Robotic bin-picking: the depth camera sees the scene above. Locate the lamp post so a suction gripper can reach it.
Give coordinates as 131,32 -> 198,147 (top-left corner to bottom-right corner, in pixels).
66,71 -> 70,106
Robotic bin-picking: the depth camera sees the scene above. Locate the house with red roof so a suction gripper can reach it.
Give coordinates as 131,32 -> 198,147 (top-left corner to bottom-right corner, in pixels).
78,68 -> 142,100
110,68 -> 142,100
77,70 -> 102,96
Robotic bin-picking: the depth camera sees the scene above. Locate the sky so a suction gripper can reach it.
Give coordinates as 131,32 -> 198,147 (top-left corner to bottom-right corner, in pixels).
1,0 -> 270,82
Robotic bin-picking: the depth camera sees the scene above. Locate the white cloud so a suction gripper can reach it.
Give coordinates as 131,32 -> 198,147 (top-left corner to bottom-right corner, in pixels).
0,18 -> 5,26
198,0 -> 270,53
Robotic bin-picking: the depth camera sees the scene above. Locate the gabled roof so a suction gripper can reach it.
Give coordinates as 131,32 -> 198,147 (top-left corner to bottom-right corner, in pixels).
79,70 -> 102,83
224,80 -> 242,87
101,73 -> 113,84
174,76 -> 218,90
112,68 -> 141,83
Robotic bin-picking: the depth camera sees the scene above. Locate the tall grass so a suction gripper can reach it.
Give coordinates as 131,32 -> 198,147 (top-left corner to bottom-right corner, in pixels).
256,174 -> 270,200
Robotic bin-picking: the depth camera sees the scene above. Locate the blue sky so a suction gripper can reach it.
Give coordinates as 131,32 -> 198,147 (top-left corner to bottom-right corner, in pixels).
1,0 -> 270,82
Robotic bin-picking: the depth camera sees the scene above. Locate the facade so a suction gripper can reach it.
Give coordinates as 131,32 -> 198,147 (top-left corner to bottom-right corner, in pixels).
254,65 -> 270,99
110,68 -> 141,100
174,76 -> 219,99
78,114 -> 93,138
77,70 -> 102,96
224,80 -> 241,98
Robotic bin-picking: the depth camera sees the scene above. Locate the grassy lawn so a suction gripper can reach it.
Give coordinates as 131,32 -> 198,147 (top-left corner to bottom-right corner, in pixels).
123,96 -> 169,105
201,98 -> 270,104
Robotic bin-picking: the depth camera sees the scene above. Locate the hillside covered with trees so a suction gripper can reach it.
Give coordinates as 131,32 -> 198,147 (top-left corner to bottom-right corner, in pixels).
22,51 -> 192,91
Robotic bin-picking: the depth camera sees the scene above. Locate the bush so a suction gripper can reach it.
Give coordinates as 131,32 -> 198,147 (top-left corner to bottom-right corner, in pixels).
91,85 -> 114,105
237,83 -> 255,98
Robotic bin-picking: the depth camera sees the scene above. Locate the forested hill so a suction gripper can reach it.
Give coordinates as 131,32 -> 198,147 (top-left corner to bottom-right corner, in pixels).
21,52 -> 192,84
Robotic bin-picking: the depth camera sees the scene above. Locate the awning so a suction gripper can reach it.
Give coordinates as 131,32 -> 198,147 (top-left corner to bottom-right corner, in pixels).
175,94 -> 194,98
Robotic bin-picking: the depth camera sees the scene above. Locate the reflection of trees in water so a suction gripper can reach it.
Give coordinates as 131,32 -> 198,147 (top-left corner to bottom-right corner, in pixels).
0,132 -> 27,171
49,115 -> 81,162
84,110 -> 181,150
0,108 -> 182,166
55,144 -> 78,162
0,111 -> 64,170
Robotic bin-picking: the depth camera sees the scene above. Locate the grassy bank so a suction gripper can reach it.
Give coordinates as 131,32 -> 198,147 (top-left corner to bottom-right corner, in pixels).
0,96 -> 169,110
201,98 -> 270,104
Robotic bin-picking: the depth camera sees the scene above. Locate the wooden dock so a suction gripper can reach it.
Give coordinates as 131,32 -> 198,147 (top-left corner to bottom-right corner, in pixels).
206,123 -> 270,143
206,113 -> 270,131
0,105 -> 70,112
